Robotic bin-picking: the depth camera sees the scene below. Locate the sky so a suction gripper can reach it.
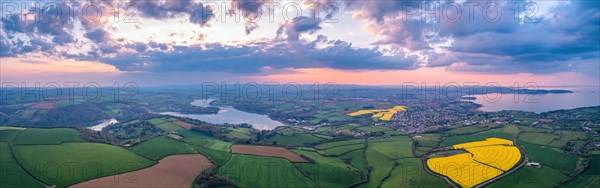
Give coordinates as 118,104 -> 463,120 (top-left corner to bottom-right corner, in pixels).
0,0 -> 598,87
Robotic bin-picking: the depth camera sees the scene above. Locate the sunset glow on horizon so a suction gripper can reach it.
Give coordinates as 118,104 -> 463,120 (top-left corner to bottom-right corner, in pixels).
1,0 -> 598,87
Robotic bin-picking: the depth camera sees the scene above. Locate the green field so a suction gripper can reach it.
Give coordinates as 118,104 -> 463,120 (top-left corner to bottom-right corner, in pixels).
223,127 -> 252,140
359,147 -> 395,188
368,136 -> 413,159
413,134 -> 441,148
381,158 -> 446,188
519,132 -> 557,146
218,154 -> 318,188
197,147 -> 231,165
267,133 -> 325,145
12,128 -> 85,145
179,130 -> 232,152
320,144 -> 365,156
12,143 -> 155,188
547,131 -> 588,148
156,122 -> 185,132
0,130 -> 21,142
292,149 -> 363,187
486,166 -> 566,188
0,143 -> 44,188
129,136 -> 195,160
563,155 -> 600,188
315,139 -> 365,149
520,142 -> 579,175
341,149 -> 367,174
446,125 -> 491,135
441,126 -> 518,146
0,126 -> 27,131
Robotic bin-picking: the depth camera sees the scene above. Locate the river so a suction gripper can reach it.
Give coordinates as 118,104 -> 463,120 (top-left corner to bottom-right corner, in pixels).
160,99 -> 286,130
464,87 -> 599,113
88,118 -> 119,131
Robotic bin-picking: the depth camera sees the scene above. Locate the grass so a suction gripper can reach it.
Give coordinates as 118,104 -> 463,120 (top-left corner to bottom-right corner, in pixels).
156,122 -> 185,132
0,130 -> 21,142
520,142 -> 579,175
486,166 -> 566,188
341,149 -> 367,174
292,149 -> 363,187
217,154 -> 318,188
267,134 -> 325,145
547,130 -> 588,148
0,143 -> 44,188
167,133 -> 183,140
563,155 -> 600,188
315,139 -> 365,149
413,134 -> 441,148
359,148 -> 395,188
197,147 -> 231,165
12,128 -> 85,145
441,126 -> 518,146
148,117 -> 185,132
446,125 -> 490,135
128,136 -> 195,160
0,126 -> 26,131
381,158 -> 446,188
320,144 -> 365,156
274,127 -> 308,136
519,132 -> 557,145
12,143 -> 155,188
223,127 -> 252,140
368,136 -> 413,159
179,130 -> 232,152
180,130 -> 212,145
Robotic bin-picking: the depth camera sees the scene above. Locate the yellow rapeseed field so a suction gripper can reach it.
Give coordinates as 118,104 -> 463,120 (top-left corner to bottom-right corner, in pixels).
427,153 -> 503,188
466,145 -> 521,171
347,106 -> 407,121
453,138 -> 514,149
427,138 -> 521,188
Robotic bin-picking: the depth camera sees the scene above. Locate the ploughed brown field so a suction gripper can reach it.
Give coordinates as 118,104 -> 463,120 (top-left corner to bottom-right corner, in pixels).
173,120 -> 194,130
71,154 -> 212,188
31,102 -> 56,109
231,145 -> 309,162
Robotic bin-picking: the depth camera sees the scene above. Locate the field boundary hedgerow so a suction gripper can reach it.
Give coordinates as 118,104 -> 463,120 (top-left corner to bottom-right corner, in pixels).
6,142 -> 52,187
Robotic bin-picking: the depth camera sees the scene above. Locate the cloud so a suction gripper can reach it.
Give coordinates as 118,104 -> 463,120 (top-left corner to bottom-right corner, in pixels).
134,0 -> 215,26
98,35 -> 419,73
345,0 -> 600,75
1,4 -> 75,45
277,16 -> 323,41
230,0 -> 271,34
84,29 -> 112,43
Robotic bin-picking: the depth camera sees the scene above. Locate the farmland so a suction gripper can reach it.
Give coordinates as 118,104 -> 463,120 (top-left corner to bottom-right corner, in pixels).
292,149 -> 363,187
0,142 -> 43,188
427,138 -> 522,187
217,154 -> 318,188
348,106 -> 407,121
71,154 -> 212,188
12,128 -> 85,145
12,143 -> 155,188
381,158 -> 447,188
231,145 -> 308,162
129,136 -> 195,160
0,102 -> 596,188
